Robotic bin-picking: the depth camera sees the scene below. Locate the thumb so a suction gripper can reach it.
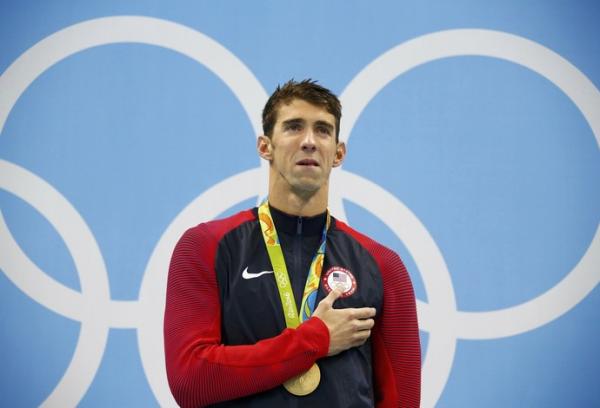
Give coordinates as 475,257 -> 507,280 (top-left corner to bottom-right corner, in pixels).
325,288 -> 342,306
315,289 -> 342,313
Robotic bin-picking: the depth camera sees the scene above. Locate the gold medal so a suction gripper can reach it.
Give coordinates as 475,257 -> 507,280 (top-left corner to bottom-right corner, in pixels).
283,363 -> 321,396
258,202 -> 328,397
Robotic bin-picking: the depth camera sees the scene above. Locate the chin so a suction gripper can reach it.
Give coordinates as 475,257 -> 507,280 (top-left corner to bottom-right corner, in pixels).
291,181 -> 321,195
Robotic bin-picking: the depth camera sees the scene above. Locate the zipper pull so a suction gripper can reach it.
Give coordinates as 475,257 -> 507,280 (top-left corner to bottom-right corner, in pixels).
297,217 -> 303,235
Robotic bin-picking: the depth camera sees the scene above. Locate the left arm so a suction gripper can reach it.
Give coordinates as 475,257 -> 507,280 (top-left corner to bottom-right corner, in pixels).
372,250 -> 421,408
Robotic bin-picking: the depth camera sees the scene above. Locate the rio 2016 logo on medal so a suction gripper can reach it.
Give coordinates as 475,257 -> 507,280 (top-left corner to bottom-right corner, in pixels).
323,267 -> 357,298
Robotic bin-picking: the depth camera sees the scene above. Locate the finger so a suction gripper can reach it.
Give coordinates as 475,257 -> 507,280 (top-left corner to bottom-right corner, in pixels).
315,289 -> 340,312
349,307 -> 377,320
351,330 -> 372,345
323,288 -> 342,306
353,318 -> 375,331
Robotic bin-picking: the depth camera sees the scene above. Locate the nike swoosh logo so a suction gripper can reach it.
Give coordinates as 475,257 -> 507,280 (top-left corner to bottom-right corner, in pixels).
242,267 -> 274,280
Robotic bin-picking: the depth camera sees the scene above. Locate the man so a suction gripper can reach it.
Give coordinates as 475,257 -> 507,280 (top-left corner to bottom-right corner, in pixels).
164,79 -> 421,407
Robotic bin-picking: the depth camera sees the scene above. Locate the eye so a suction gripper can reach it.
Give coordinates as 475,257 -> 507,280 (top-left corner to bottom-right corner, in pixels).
316,126 -> 332,136
285,123 -> 302,132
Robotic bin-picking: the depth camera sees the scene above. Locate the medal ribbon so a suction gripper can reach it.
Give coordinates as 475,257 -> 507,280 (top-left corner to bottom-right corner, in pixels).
258,201 -> 330,328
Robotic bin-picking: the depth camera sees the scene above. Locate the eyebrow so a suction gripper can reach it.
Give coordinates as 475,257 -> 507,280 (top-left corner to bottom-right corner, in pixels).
282,118 -> 305,127
281,118 -> 335,132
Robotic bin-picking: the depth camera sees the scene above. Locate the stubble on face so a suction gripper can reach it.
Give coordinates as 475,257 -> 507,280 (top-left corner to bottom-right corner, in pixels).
268,99 -> 340,202
257,98 -> 346,217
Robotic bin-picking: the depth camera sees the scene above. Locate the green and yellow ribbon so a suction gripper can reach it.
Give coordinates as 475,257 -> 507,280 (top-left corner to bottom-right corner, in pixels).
258,201 -> 330,328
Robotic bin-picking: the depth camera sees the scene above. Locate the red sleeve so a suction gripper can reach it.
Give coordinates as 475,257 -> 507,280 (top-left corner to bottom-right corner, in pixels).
163,222 -> 330,408
372,249 -> 421,408
336,222 -> 421,407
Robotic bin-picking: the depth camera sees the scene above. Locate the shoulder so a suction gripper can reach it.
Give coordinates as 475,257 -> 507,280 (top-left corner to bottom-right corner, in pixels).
333,218 -> 409,283
334,218 -> 399,262
182,208 -> 257,242
170,208 -> 257,272
174,208 -> 257,260
334,221 -> 417,320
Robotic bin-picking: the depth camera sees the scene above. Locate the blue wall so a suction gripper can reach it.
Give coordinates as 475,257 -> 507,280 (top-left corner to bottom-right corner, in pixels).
1,1 -> 599,406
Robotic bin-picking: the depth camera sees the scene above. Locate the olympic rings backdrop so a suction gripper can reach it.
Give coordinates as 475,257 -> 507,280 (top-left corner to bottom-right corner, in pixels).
1,1 -> 599,407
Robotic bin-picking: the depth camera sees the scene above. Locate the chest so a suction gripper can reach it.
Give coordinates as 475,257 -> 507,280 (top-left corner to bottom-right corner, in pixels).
215,226 -> 383,345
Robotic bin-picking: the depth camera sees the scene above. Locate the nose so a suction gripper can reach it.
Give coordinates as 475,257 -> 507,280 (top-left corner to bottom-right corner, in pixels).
300,128 -> 317,152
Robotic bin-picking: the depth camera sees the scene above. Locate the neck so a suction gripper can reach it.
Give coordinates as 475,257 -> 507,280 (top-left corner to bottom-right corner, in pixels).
267,184 -> 329,217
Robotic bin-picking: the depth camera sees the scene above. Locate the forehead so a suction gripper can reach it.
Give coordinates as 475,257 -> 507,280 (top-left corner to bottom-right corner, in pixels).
275,99 -> 336,126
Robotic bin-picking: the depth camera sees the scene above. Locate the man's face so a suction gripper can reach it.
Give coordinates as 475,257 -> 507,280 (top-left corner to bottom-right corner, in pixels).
259,98 -> 345,196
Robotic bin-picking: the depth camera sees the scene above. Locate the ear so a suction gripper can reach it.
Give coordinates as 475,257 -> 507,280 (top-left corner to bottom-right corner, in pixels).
257,135 -> 273,161
332,142 -> 346,167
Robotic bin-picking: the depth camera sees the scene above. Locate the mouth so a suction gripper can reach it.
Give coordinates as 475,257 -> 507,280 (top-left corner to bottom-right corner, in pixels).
296,159 -> 320,167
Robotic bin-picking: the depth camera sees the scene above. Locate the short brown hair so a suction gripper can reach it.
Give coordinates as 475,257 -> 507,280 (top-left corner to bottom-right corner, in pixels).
262,79 -> 342,141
